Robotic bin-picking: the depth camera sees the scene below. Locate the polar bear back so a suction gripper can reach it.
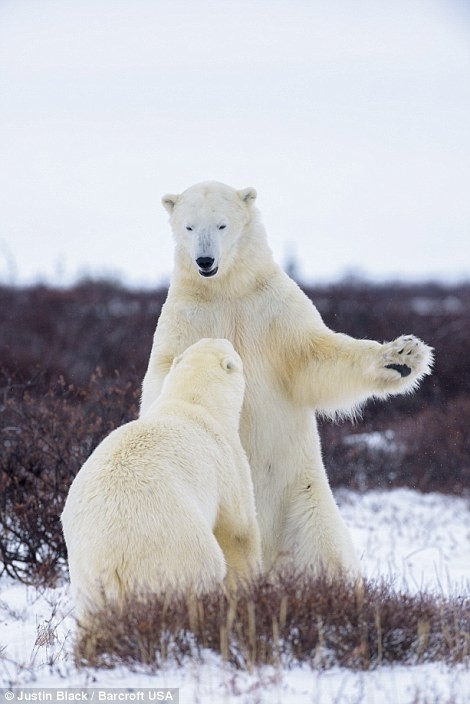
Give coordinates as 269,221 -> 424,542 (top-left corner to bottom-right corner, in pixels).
63,412 -> 228,617
62,338 -> 256,622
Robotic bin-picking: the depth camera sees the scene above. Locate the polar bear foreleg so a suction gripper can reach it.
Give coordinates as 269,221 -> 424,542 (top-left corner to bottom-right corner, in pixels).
214,490 -> 262,588
215,525 -> 262,589
290,331 -> 433,417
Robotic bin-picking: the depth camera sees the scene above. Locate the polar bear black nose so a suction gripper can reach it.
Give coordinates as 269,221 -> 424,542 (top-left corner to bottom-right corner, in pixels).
196,257 -> 215,270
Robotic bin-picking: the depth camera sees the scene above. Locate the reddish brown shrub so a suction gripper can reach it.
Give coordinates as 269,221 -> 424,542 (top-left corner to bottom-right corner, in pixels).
321,395 -> 470,494
75,574 -> 470,671
0,369 -> 139,584
1,279 -> 469,585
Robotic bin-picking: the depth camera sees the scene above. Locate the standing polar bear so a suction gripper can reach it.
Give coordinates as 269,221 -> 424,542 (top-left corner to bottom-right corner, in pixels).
62,338 -> 261,623
141,181 -> 433,579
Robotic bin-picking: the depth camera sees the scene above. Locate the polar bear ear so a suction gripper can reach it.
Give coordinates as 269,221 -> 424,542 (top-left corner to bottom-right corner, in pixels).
162,193 -> 179,214
238,187 -> 257,205
221,355 -> 241,373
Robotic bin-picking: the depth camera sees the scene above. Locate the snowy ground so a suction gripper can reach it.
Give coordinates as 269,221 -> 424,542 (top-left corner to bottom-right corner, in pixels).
1,489 -> 469,702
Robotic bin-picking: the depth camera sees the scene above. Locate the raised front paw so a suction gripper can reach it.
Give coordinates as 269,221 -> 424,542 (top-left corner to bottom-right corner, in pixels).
381,335 -> 434,384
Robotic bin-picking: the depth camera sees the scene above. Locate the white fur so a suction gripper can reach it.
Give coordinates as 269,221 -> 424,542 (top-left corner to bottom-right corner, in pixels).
62,338 -> 262,623
141,181 -> 434,579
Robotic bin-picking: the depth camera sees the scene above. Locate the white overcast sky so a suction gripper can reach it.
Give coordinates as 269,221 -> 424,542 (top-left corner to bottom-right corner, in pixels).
0,0 -> 469,287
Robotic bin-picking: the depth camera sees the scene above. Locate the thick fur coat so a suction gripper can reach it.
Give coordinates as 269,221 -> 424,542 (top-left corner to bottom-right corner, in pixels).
141,181 -> 433,578
62,338 -> 261,622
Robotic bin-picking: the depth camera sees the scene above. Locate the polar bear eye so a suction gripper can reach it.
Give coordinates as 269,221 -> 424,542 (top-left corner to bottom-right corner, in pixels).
218,224 -> 226,230
186,226 -> 193,231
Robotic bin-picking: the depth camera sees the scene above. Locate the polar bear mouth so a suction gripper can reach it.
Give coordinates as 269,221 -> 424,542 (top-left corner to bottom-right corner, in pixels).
199,266 -> 219,278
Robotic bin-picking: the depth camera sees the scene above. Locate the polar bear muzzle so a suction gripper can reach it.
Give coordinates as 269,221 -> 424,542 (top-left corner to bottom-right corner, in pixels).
196,256 -> 218,278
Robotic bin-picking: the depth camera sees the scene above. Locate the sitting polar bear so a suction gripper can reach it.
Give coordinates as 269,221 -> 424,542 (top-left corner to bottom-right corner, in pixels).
62,338 -> 262,623
140,181 -> 434,580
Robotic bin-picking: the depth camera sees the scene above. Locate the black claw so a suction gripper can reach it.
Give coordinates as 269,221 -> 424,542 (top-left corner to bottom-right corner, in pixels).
385,363 -> 412,377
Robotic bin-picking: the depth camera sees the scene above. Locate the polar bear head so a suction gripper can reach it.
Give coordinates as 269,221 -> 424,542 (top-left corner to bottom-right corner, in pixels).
162,181 -> 257,279
159,338 -> 246,427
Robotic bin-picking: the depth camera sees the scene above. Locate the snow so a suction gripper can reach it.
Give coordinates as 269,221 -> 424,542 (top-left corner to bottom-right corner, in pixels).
339,489 -> 470,595
1,489 -> 469,702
